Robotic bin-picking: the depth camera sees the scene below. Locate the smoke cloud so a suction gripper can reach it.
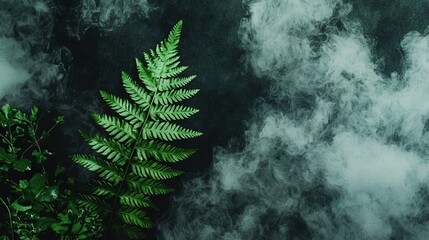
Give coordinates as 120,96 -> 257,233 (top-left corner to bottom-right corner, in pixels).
158,0 -> 429,239
0,0 -> 71,106
67,0 -> 152,39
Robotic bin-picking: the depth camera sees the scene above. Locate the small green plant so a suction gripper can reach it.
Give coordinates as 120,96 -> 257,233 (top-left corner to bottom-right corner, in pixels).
0,104 -> 103,240
72,20 -> 202,239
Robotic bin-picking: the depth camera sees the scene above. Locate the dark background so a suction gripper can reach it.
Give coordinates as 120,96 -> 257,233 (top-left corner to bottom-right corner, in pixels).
50,0 -> 264,238
3,0 -> 429,238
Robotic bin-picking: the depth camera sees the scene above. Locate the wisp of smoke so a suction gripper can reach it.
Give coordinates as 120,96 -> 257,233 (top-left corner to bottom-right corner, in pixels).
67,0 -> 151,39
0,0 -> 71,107
158,0 -> 429,239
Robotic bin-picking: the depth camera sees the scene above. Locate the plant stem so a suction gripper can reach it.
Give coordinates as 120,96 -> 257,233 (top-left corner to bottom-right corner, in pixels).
0,197 -> 14,240
103,89 -> 159,238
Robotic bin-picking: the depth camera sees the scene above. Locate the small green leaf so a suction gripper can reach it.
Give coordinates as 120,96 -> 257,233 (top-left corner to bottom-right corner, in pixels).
30,105 -> 39,120
55,115 -> 64,124
1,104 -> 10,119
72,222 -> 82,234
19,180 -> 29,189
38,186 -> 59,202
58,213 -> 71,223
15,126 -> 25,134
51,222 -> 68,234
13,158 -> 32,172
11,200 -> 32,212
0,148 -> 15,164
32,150 -> 47,163
29,173 -> 46,194
0,164 -> 9,171
54,166 -> 65,177
34,217 -> 56,232
15,111 -> 28,122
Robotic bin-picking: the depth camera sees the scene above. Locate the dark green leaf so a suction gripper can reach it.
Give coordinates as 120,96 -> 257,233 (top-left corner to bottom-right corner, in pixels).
11,200 -> 32,212
19,180 -> 29,189
32,150 -> 47,163
54,166 -> 65,177
37,186 -> 59,202
30,105 -> 39,120
55,115 -> 65,124
0,147 -> 15,164
1,104 -> 10,119
13,158 -> 31,172
29,173 -> 46,195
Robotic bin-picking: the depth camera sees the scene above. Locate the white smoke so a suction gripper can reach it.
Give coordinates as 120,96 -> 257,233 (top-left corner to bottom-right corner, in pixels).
68,0 -> 152,39
158,0 -> 429,239
0,0 -> 71,106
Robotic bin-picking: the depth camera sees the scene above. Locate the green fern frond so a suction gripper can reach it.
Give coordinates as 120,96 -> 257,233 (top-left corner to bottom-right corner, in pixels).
118,207 -> 153,228
72,155 -> 123,184
158,75 -> 196,91
153,89 -> 200,105
136,58 -> 157,92
145,21 -> 183,79
72,154 -> 105,172
150,105 -> 199,121
100,91 -> 147,127
122,71 -> 152,110
92,180 -> 116,197
82,134 -> 129,165
77,194 -> 108,212
163,66 -> 188,78
143,121 -> 202,141
92,114 -> 137,142
127,175 -> 174,195
72,20 -> 201,238
131,160 -> 183,180
119,192 -> 153,208
136,140 -> 196,162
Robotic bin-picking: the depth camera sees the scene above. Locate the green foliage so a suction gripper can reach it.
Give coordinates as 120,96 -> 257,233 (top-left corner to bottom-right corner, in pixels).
72,20 -> 202,239
0,105 -> 103,240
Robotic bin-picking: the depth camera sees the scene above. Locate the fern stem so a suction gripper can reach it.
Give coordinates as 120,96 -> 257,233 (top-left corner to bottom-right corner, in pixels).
104,88 -> 159,238
0,197 -> 14,240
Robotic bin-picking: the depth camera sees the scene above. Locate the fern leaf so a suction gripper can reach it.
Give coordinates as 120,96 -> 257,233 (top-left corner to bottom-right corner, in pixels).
92,114 -> 136,143
127,175 -> 174,195
143,121 -> 202,141
150,105 -> 199,121
162,20 -> 182,60
131,160 -> 183,180
136,140 -> 196,162
164,55 -> 180,67
92,180 -> 116,197
145,20 -> 183,79
75,21 -> 201,237
122,71 -> 152,110
71,154 -> 123,184
71,154 -> 104,172
136,58 -> 157,92
120,192 -> 153,208
118,207 -> 153,228
143,52 -> 157,77
153,89 -> 200,105
100,91 -> 147,127
158,75 -> 195,91
163,66 -> 188,78
77,194 -> 108,212
82,133 -> 129,165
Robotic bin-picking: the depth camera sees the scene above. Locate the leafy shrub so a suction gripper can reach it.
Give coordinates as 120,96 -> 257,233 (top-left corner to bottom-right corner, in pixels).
0,105 -> 103,240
